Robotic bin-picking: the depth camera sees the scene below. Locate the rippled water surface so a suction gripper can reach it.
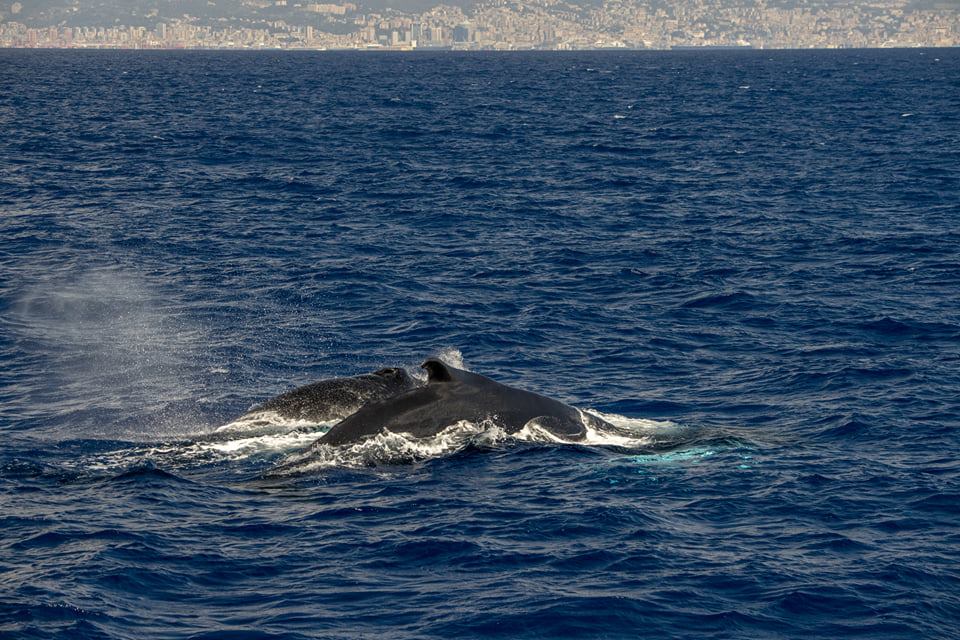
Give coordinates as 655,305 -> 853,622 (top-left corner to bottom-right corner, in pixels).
1,49 -> 959,639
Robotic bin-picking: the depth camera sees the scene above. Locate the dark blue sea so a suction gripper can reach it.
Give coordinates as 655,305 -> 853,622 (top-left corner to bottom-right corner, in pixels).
1,48 -> 959,639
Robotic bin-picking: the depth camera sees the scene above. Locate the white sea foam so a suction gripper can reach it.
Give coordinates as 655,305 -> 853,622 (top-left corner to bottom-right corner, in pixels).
196,427 -> 330,458
77,412 -> 334,474
214,410 -> 319,434
270,410 -> 683,474
198,412 -> 334,459
76,406 -> 686,476
270,419 -> 509,474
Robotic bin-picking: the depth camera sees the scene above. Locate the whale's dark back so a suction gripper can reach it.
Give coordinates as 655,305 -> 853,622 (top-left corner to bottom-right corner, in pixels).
248,367 -> 417,423
316,360 -> 610,446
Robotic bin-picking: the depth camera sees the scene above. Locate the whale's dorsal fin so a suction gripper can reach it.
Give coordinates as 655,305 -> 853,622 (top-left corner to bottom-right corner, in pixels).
421,359 -> 453,383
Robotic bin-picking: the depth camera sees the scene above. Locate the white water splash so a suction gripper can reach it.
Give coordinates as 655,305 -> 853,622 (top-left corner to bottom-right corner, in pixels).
270,418 -> 510,474
77,413 -> 334,473
405,347 -> 468,384
214,410 -> 319,434
199,411 -> 334,459
189,426 -> 330,459
71,407 -> 688,477
269,410 -> 683,474
433,347 -> 467,370
580,409 -> 689,447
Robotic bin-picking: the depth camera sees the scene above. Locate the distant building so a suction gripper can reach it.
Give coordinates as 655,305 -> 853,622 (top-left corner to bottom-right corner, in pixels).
453,24 -> 472,43
306,3 -> 356,16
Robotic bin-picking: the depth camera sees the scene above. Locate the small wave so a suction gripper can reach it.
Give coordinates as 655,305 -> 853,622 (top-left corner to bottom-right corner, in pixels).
680,291 -> 760,310
859,316 -> 959,340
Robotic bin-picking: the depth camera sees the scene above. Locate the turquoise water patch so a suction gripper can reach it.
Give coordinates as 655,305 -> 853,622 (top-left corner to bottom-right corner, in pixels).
628,446 -> 718,465
627,448 -> 756,474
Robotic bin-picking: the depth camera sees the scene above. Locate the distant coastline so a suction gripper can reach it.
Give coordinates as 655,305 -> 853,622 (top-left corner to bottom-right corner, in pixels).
1,1 -> 957,52
2,44 -> 958,52
671,44 -> 755,50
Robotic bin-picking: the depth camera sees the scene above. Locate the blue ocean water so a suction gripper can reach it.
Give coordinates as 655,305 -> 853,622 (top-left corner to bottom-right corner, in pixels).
1,48 -> 959,638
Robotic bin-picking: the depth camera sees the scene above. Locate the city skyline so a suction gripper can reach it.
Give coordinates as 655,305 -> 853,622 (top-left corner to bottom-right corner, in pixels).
2,0 -> 959,49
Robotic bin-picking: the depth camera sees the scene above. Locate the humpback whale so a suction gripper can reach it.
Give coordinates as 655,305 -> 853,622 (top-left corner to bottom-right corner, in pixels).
315,359 -> 612,446
242,367 -> 418,423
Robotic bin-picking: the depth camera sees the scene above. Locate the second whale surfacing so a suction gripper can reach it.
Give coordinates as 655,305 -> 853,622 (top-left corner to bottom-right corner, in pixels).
315,359 -> 613,446
241,367 -> 417,423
